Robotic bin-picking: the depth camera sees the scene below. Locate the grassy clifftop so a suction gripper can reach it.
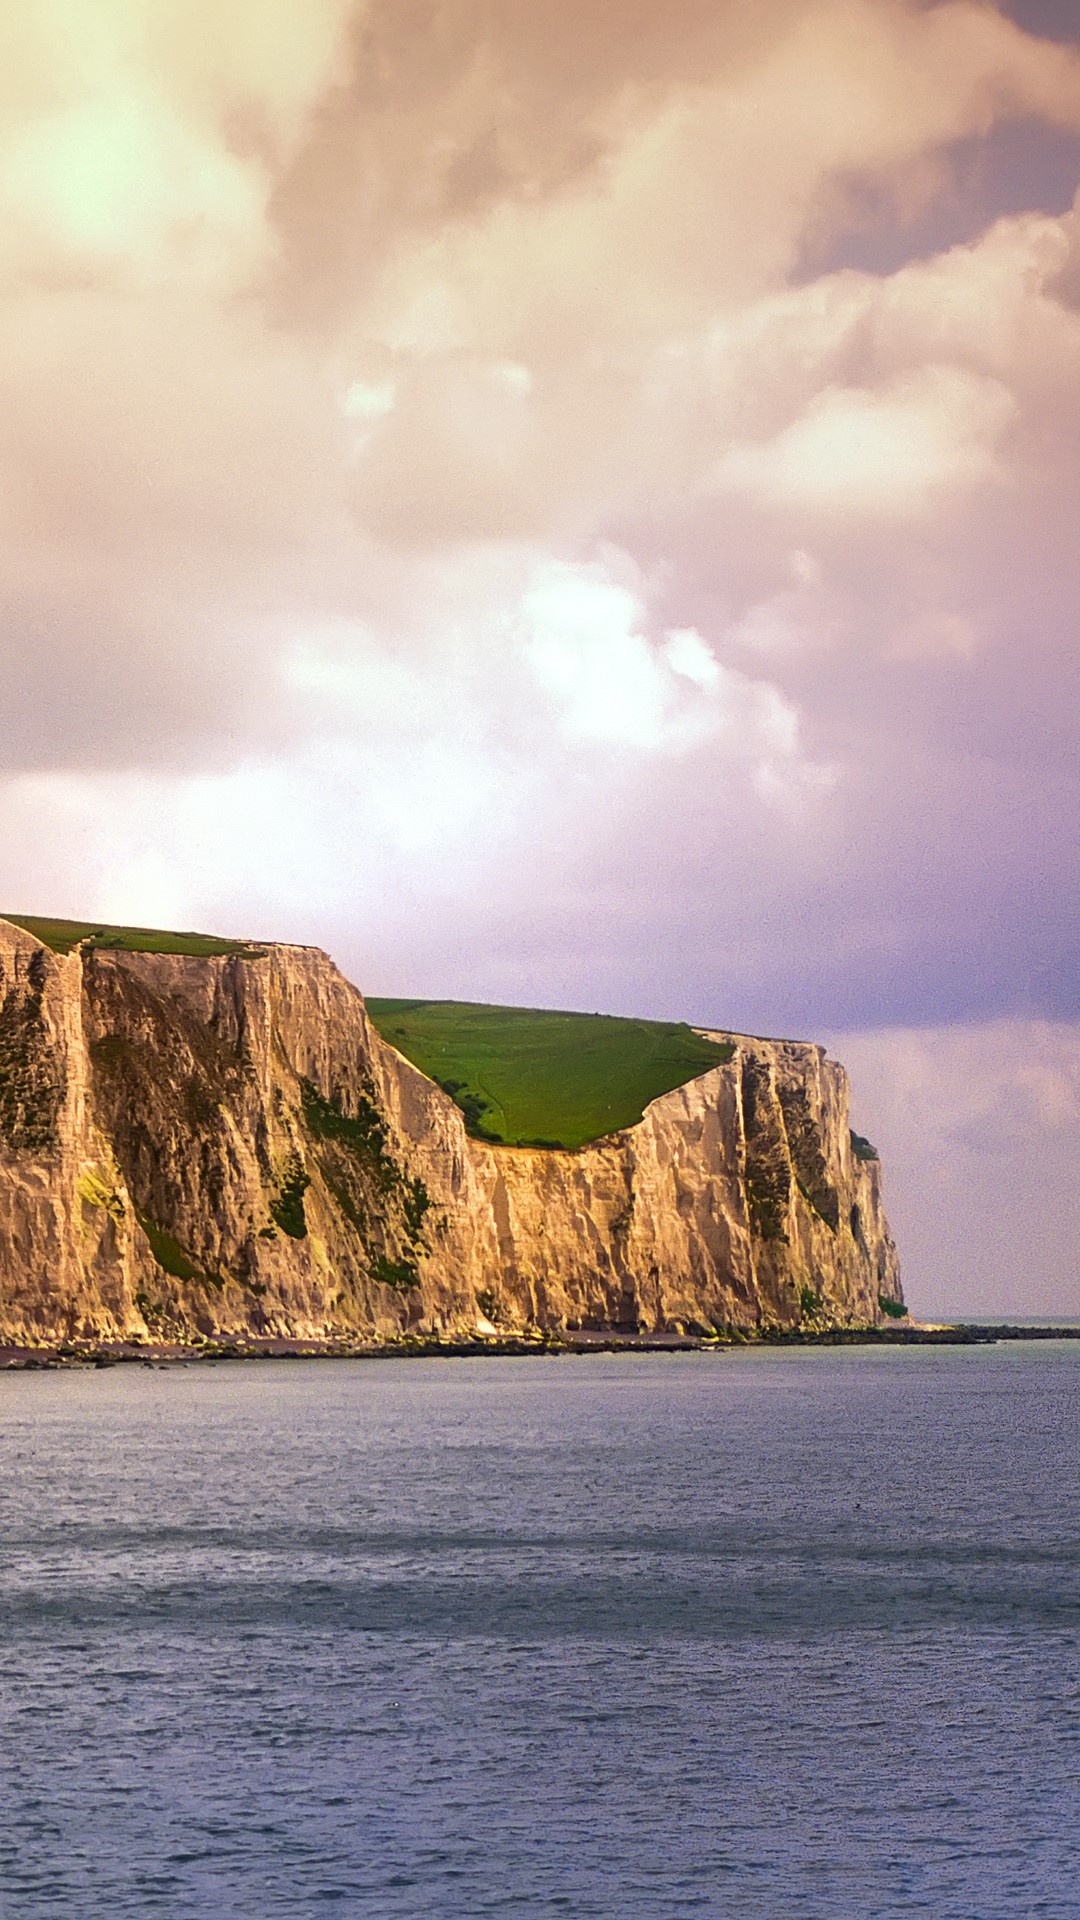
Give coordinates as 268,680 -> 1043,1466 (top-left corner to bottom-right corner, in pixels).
366,998 -> 734,1151
1,914 -> 264,958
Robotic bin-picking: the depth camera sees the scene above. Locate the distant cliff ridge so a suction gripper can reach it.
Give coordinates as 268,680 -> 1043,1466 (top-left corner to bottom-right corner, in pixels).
0,917 -> 900,1348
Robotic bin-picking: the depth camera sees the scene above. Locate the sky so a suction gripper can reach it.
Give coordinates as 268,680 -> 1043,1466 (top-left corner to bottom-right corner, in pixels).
0,0 -> 1078,1318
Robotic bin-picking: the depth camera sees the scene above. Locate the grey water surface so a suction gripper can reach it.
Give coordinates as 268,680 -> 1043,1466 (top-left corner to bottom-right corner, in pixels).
2,1345 -> 1079,1919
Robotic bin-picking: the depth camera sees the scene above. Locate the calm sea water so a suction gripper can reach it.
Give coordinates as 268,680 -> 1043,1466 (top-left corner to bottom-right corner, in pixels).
2,1347 -> 1079,1919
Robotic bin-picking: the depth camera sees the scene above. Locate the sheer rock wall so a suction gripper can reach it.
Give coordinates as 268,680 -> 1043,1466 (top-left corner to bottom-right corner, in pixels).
0,918 -> 900,1346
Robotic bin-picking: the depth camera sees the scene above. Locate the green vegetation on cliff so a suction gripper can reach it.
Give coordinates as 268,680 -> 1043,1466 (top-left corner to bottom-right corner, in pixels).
850,1130 -> 879,1162
365,999 -> 735,1151
2,914 -> 263,958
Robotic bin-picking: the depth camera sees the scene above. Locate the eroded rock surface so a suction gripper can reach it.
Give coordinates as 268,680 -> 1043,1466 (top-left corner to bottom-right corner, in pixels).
0,918 -> 900,1345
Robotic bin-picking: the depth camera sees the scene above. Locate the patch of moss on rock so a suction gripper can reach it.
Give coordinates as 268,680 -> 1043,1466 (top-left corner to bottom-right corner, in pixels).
300,1077 -> 398,1192
0,951 -> 65,1154
781,1084 -> 840,1231
135,1209 -> 199,1281
372,1255 -> 420,1292
746,1168 -> 789,1240
270,1153 -> 310,1239
740,1055 -> 791,1241
134,1290 -> 170,1328
403,1177 -> 430,1240
76,1168 -> 125,1223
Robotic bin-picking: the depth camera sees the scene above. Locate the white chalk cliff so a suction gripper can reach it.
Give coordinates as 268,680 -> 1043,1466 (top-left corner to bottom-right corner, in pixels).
0,917 -> 900,1347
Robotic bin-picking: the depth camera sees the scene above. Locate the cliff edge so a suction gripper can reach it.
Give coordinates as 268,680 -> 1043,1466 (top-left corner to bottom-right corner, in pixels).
0,917 -> 900,1347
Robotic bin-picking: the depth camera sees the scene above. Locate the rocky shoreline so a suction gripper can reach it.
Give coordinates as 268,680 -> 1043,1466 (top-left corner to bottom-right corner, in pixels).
3,1323 -> 1077,1369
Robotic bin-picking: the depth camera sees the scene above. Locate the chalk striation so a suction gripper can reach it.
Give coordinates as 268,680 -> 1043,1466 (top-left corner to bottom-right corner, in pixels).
0,918 -> 900,1346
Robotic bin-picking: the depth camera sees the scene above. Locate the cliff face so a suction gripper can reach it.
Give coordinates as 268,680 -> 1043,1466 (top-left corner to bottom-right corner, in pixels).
0,918 -> 899,1347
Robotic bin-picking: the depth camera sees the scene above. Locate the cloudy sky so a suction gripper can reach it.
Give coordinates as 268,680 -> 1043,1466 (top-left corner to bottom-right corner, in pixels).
1,0 -> 1078,1316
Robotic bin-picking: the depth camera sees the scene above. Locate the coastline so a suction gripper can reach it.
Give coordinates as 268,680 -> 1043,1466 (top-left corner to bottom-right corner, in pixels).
3,1322 -> 1079,1368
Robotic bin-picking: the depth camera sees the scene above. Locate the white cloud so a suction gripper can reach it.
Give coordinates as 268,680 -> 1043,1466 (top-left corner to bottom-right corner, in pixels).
1,93 -> 267,289
0,0 -> 356,293
516,558 -> 832,801
493,361 -> 534,396
519,565 -> 659,749
664,628 -> 721,688
342,379 -> 397,422
715,365 -> 1017,518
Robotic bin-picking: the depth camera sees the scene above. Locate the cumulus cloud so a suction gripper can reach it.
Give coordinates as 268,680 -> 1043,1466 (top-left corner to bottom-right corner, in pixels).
716,365 -> 1016,517
518,560 -> 814,772
0,0 -> 354,290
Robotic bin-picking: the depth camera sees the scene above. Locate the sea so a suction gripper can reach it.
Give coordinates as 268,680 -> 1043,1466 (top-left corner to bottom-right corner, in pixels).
1,1344 -> 1079,1919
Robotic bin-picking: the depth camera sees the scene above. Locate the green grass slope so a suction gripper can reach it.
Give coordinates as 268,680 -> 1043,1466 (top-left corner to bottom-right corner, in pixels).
366,999 -> 735,1150
0,914 -> 263,958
